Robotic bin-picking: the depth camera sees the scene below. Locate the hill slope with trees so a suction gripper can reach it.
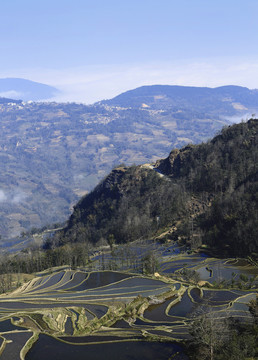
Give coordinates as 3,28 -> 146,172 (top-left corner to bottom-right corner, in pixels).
56,119 -> 258,257
1,84 -> 258,237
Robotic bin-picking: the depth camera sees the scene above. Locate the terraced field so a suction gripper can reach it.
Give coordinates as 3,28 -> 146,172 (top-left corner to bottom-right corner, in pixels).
0,241 -> 257,359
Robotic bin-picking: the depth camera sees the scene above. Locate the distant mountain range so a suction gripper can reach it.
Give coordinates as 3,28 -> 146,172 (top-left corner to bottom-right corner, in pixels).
0,78 -> 59,101
0,84 -> 258,238
101,84 -> 258,118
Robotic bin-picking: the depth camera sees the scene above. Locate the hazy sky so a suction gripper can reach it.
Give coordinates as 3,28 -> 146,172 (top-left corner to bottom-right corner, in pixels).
1,0 -> 258,103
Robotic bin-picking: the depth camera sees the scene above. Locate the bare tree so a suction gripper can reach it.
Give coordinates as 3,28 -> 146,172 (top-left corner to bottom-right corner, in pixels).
189,314 -> 229,360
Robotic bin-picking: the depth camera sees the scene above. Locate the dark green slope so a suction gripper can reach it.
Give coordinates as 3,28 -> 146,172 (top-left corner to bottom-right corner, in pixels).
59,165 -> 189,246
57,119 -> 258,257
156,119 -> 257,193
156,119 -> 258,256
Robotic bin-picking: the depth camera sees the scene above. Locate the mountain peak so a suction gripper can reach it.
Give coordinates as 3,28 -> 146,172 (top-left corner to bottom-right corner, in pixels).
0,78 -> 60,101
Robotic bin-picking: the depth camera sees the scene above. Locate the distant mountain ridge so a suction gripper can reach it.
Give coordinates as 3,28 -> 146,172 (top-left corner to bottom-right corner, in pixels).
0,97 -> 22,104
101,84 -> 258,117
0,78 -> 60,101
0,84 -> 257,238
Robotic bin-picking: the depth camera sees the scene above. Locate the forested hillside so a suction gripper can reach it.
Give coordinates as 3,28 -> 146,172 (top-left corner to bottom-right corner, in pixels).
156,119 -> 258,256
57,119 -> 258,257
1,84 -> 257,238
0,85 -> 231,237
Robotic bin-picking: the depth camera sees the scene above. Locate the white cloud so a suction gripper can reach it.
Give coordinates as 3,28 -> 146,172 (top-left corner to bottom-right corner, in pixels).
0,188 -> 27,204
0,90 -> 24,99
0,190 -> 7,202
11,190 -> 27,204
50,59 -> 258,104
1,57 -> 258,104
73,173 -> 85,181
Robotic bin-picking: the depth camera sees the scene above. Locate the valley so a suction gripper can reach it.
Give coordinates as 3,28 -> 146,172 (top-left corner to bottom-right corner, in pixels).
3,1 -> 258,359
1,84 -> 258,237
0,89 -> 257,359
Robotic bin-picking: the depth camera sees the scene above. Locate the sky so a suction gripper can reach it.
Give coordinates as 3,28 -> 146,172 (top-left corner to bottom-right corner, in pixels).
0,0 -> 258,103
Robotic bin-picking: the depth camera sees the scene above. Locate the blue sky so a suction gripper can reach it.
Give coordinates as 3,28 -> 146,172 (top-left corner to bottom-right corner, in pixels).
1,0 -> 258,103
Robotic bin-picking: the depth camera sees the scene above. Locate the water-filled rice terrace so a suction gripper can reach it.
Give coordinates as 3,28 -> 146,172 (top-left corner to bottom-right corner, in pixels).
0,240 -> 257,359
